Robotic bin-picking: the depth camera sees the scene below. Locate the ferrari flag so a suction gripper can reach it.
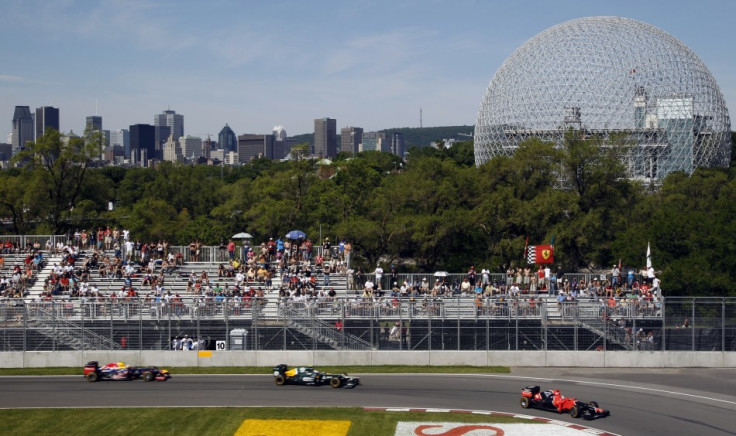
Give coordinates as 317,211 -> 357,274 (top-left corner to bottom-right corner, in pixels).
527,245 -> 554,264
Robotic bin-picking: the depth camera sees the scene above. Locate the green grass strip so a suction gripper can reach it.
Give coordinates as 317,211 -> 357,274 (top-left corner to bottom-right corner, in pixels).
0,407 -> 536,436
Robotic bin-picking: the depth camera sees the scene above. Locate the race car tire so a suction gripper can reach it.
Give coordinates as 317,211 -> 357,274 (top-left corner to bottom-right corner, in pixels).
330,377 -> 342,388
570,405 -> 580,418
143,372 -> 154,382
86,372 -> 99,382
274,375 -> 286,386
520,397 -> 530,409
588,401 -> 599,408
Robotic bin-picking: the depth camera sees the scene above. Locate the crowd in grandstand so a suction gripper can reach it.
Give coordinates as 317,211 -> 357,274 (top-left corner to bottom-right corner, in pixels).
1,228 -> 662,324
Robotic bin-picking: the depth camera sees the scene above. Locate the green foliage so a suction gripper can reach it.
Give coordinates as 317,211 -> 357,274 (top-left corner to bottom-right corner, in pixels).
10,128 -> 103,233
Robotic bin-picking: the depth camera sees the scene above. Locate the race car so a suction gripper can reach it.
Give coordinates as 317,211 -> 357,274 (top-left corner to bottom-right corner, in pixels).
83,361 -> 171,382
272,364 -> 359,389
520,385 -> 609,420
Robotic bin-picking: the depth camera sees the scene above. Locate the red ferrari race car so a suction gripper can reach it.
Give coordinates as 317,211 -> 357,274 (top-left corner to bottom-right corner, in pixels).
83,361 -> 170,382
520,385 -> 610,420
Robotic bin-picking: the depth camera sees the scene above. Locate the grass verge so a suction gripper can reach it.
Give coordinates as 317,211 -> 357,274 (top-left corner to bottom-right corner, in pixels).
0,365 -> 510,376
0,407 -> 536,436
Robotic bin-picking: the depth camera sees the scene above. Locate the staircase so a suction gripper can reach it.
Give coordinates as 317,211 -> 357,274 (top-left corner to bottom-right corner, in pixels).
576,316 -> 634,350
285,305 -> 375,350
28,305 -> 121,351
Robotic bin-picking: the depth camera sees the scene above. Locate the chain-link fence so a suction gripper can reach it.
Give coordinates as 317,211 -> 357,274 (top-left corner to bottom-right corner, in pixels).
0,297 -> 734,352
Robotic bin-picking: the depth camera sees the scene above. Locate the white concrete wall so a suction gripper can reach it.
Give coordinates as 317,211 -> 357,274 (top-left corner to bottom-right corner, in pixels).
1,351 -> 734,368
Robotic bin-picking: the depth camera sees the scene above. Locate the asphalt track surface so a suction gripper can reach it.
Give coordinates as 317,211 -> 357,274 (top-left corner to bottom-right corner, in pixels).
1,368 -> 735,435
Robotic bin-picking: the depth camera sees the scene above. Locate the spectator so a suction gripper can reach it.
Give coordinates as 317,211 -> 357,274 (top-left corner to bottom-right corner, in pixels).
374,265 -> 384,289
467,266 -> 476,287
481,267 -> 490,286
611,264 -> 621,288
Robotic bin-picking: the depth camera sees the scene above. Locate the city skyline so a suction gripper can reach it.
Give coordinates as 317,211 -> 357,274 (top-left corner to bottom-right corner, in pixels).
1,1 -> 735,138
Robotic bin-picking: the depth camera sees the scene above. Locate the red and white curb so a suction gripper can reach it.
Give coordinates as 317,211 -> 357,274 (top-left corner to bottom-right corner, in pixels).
364,408 -> 619,436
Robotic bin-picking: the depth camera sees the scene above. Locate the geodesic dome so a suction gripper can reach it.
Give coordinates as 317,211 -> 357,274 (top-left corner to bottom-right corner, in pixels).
474,16 -> 731,179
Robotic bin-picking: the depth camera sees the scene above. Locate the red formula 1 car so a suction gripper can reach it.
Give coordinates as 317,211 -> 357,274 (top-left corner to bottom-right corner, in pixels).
83,361 -> 170,382
520,385 -> 610,420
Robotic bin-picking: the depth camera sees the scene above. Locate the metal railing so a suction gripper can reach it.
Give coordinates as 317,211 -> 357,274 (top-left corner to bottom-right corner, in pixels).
0,296 -> 733,352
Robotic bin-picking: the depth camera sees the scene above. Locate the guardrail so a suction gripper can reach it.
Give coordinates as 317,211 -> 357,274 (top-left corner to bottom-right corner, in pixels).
0,296 -> 733,353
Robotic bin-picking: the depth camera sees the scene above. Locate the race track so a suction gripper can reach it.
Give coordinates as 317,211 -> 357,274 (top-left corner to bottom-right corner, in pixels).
1,368 -> 735,435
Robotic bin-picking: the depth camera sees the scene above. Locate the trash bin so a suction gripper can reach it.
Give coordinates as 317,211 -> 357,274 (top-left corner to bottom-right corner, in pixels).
229,329 -> 248,350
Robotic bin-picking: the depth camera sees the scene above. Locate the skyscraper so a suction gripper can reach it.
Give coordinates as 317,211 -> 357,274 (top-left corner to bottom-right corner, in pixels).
35,106 -> 60,140
179,135 -> 203,159
340,126 -> 363,155
218,124 -> 237,152
314,117 -> 337,158
361,131 -> 387,152
238,134 -> 274,162
11,106 -> 34,152
202,136 -> 215,159
390,132 -> 405,157
272,125 -> 291,160
110,129 -> 130,159
129,124 -> 155,165
86,115 -> 102,131
162,134 -> 183,163
154,109 -> 184,156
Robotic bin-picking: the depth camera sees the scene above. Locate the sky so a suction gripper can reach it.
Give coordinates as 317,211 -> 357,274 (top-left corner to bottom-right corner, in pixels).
2,0 -> 735,138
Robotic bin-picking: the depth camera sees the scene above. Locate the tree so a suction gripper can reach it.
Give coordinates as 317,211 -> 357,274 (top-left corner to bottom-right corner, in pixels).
0,172 -> 33,234
11,128 -> 103,234
553,129 -> 639,268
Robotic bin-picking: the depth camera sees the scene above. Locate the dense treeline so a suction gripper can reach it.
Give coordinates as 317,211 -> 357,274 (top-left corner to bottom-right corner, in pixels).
2,128 -> 736,297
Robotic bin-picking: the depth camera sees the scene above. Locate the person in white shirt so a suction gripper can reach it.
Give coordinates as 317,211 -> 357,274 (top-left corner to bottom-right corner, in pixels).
374,265 -> 384,289
647,266 -> 656,285
652,276 -> 661,298
124,240 -> 134,261
481,268 -> 490,286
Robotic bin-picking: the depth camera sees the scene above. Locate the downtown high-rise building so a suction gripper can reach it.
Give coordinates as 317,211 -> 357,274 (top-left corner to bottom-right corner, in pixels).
154,109 -> 184,155
238,133 -> 274,163
179,135 -> 203,160
110,129 -> 130,159
35,106 -> 60,140
314,117 -> 337,158
340,126 -> 363,155
129,124 -> 155,165
11,106 -> 34,152
218,124 -> 237,152
86,115 -> 102,131
272,125 -> 293,160
360,131 -> 387,152
202,136 -> 215,159
162,134 -> 183,163
390,132 -> 405,158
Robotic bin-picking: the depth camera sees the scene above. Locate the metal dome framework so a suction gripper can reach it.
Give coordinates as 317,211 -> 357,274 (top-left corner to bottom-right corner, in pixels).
474,16 -> 731,179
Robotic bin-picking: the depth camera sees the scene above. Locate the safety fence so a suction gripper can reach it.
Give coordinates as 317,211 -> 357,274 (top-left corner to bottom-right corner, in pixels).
0,296 -> 733,353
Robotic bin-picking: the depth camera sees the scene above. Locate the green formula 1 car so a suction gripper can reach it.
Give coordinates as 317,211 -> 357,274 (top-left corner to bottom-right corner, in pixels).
272,364 -> 360,389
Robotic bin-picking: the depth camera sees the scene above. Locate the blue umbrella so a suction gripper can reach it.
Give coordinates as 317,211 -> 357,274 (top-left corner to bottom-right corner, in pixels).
286,230 -> 306,240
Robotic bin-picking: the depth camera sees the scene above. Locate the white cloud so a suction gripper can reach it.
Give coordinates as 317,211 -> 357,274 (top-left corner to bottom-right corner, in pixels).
0,75 -> 56,85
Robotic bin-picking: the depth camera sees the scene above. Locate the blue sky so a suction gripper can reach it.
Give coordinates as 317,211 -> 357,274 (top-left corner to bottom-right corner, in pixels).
2,0 -> 735,138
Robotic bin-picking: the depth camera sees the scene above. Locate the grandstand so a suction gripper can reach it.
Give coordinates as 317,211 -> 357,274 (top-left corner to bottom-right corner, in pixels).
1,235 -> 734,353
